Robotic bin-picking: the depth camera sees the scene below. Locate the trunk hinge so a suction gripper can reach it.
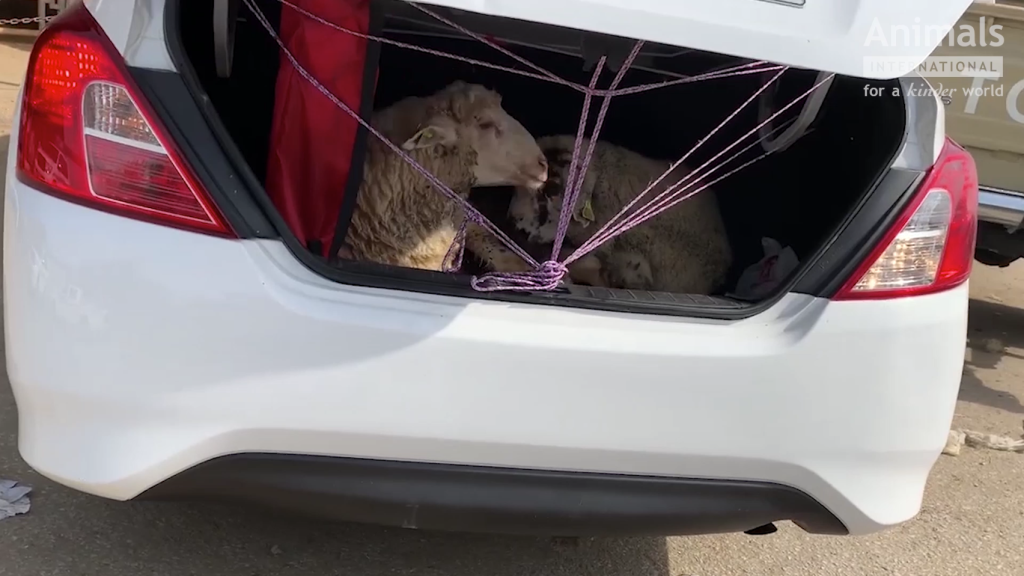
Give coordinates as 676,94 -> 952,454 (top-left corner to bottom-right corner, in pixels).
213,0 -> 240,78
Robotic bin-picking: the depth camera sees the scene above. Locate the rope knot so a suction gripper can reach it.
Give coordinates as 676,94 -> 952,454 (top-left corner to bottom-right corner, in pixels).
536,260 -> 569,278
470,260 -> 569,292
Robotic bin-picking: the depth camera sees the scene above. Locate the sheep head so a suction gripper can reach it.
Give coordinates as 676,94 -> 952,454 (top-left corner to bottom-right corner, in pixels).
508,139 -> 598,244
399,81 -> 548,191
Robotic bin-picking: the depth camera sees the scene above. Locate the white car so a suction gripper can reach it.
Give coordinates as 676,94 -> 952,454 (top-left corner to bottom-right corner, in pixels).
4,0 -> 977,537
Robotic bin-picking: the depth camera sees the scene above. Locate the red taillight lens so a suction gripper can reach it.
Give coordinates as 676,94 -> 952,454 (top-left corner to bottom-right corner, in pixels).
833,137 -> 978,301
15,3 -> 234,237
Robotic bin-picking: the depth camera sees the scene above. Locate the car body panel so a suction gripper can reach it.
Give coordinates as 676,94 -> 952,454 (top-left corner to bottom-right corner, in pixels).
5,97 -> 966,533
3,0 -> 969,538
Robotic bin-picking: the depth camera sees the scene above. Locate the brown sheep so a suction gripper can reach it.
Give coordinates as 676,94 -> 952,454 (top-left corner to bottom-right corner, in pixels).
342,81 -> 549,271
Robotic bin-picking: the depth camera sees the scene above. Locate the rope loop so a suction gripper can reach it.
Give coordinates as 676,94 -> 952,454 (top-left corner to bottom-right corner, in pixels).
470,260 -> 569,292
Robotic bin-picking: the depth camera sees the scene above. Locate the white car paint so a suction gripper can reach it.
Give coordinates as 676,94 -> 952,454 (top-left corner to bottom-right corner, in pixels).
93,0 -> 979,79
85,0 -> 176,71
5,0 -> 970,537
5,90 -> 967,535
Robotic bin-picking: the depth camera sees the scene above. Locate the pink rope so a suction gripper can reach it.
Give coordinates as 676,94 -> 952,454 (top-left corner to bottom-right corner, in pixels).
442,216 -> 467,272
568,72 -> 836,262
608,62 -> 785,97
405,1 -> 573,86
244,0 -> 540,270
551,41 -> 645,259
252,0 -> 833,292
469,56 -> 610,292
276,0 -> 783,97
570,120 -> 792,262
563,66 -> 789,263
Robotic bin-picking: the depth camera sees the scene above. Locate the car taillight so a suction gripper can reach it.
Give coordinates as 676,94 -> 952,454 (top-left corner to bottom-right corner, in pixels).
833,137 -> 978,301
15,3 -> 234,237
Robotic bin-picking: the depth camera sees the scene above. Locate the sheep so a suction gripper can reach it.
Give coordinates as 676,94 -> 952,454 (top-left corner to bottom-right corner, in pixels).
341,81 -> 549,271
502,135 -> 734,294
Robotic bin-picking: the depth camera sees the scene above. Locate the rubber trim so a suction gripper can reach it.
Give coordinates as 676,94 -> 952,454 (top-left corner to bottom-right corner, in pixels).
134,453 -> 849,538
792,167 -> 925,297
155,0 -> 281,238
328,0 -> 385,261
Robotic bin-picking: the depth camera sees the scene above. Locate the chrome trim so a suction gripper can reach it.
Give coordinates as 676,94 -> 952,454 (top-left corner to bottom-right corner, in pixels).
978,186 -> 1024,230
756,0 -> 806,7
893,74 -> 943,171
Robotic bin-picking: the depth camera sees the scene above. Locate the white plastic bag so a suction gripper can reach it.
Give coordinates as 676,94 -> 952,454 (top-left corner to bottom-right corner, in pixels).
731,237 -> 799,299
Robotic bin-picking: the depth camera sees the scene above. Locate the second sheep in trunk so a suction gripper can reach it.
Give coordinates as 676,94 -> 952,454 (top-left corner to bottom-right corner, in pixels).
506,135 -> 734,294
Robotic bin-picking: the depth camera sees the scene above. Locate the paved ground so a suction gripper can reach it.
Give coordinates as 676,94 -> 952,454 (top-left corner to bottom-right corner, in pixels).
0,39 -> 1023,576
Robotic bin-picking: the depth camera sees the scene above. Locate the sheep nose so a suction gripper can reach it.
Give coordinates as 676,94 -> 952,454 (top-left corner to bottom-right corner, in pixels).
536,155 -> 549,181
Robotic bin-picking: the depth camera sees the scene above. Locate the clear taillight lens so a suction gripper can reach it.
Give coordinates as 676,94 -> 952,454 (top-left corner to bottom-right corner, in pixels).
83,81 -> 160,145
847,189 -> 951,292
834,137 -> 978,301
82,82 -> 219,224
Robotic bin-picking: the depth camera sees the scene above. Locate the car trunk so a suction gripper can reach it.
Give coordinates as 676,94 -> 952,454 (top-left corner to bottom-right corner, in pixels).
167,0 -> 939,317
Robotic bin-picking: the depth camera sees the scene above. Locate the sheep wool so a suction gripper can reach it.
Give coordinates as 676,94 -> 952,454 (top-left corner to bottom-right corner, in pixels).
510,135 -> 734,294
343,82 -> 497,271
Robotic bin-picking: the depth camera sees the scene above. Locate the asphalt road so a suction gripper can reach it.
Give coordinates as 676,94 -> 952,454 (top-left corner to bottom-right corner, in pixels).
0,40 -> 1022,576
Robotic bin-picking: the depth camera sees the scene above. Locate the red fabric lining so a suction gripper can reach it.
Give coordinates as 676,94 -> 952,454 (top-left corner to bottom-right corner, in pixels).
265,0 -> 372,256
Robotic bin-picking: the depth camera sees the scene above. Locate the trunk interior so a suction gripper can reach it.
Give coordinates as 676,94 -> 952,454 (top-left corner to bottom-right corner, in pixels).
172,0 -> 908,315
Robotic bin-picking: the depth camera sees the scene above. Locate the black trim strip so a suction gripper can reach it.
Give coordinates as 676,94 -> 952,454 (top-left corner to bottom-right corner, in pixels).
328,1 -> 385,262
129,68 -> 275,238
135,453 -> 849,537
157,0 -> 282,239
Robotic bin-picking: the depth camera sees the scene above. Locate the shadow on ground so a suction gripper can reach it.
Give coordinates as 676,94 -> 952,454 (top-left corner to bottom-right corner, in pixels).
1,491 -> 673,576
0,37 -> 33,52
963,298 -> 1024,414
2,470 -> 674,576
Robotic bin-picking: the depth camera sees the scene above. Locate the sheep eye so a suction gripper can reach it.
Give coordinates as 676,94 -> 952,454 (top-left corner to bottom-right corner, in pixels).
479,120 -> 498,132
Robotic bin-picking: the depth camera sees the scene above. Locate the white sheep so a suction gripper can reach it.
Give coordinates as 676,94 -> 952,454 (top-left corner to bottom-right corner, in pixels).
501,135 -> 734,294
341,81 -> 549,271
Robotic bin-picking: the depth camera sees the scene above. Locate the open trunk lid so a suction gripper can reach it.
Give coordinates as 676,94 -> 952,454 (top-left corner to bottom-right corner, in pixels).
409,0 -> 976,79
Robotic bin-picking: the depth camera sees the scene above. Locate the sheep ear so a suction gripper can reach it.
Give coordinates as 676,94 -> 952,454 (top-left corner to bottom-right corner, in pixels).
572,199 -> 595,227
571,174 -> 597,227
401,125 -> 455,150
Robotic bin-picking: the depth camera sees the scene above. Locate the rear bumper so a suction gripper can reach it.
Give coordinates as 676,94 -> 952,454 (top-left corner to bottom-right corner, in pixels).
137,453 -> 846,537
